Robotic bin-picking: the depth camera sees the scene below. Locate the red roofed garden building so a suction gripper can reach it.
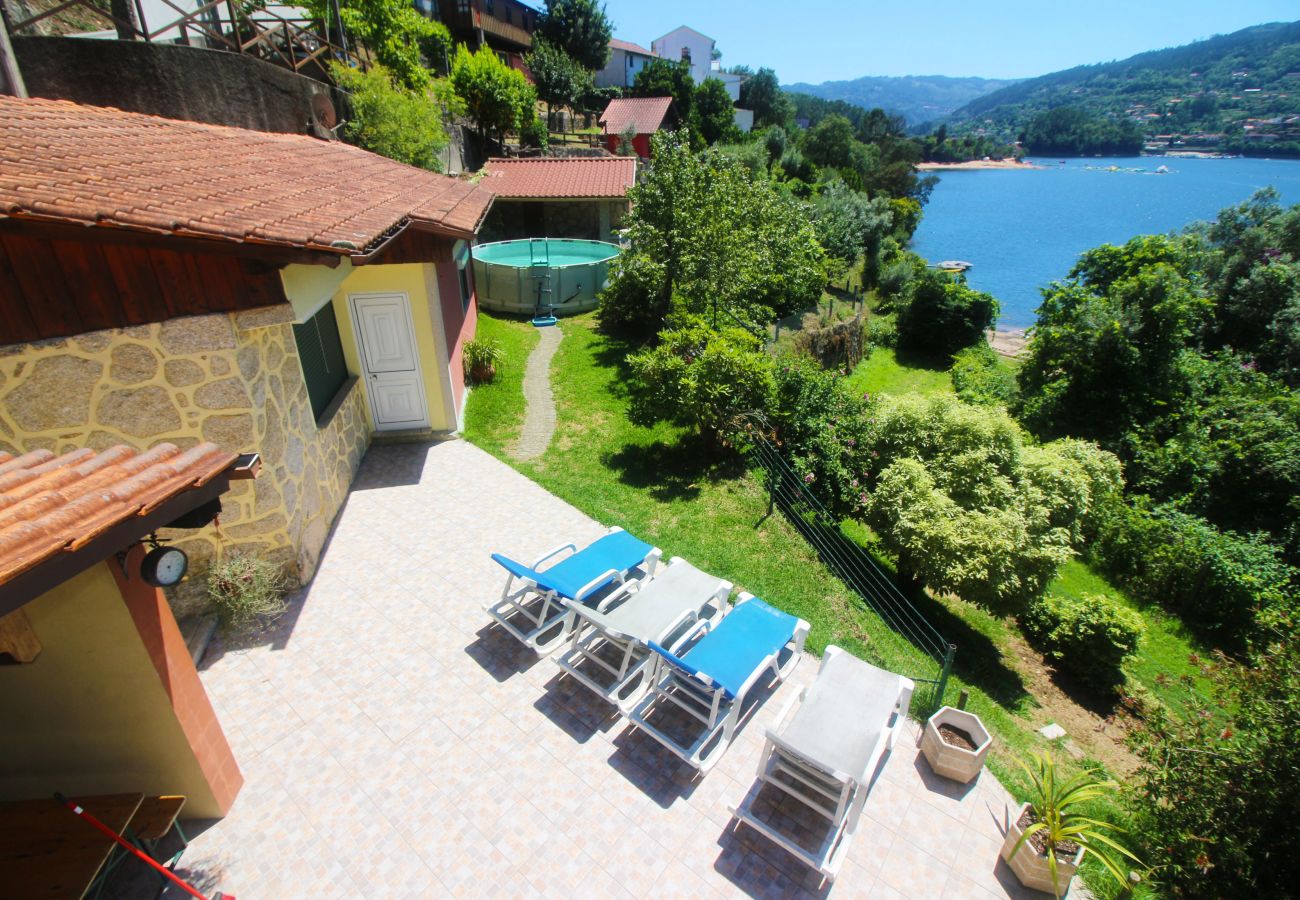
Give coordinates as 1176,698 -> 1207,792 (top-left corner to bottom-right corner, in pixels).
479,156 -> 637,242
599,96 -> 676,158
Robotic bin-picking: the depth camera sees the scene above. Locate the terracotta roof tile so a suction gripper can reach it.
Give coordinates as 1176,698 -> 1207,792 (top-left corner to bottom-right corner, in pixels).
609,38 -> 657,57
0,442 -> 240,585
481,157 -> 636,198
599,97 -> 674,136
0,97 -> 497,255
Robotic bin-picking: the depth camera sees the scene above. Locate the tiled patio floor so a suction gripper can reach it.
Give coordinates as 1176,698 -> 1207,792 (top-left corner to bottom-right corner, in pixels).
183,441 -> 1054,899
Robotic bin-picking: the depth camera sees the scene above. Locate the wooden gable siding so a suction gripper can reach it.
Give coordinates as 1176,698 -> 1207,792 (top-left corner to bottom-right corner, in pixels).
0,233 -> 290,343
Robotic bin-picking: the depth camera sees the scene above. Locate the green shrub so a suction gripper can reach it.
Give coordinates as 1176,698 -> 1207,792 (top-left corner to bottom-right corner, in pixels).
950,343 -> 1018,406
771,354 -> 872,516
1093,502 -> 1297,650
627,319 -> 774,446
896,269 -> 998,358
206,553 -> 287,631
331,63 -> 453,170
1023,592 -> 1145,691
876,257 -> 916,302
597,252 -> 670,339
866,315 -> 897,348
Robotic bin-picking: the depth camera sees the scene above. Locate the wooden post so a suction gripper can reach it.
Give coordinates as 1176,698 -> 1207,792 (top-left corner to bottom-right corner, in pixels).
0,8 -> 27,98
957,689 -> 969,710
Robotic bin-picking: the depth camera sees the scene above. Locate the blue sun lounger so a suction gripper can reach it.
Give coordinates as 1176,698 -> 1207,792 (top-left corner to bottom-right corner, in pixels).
485,527 -> 662,656
627,593 -> 809,773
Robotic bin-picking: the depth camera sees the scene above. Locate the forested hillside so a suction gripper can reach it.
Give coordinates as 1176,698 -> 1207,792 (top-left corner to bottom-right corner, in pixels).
782,75 -> 1021,126
944,20 -> 1300,156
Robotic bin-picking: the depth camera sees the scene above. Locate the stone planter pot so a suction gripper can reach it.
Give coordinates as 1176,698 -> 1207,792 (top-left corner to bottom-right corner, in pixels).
920,706 -> 992,783
1000,802 -> 1085,897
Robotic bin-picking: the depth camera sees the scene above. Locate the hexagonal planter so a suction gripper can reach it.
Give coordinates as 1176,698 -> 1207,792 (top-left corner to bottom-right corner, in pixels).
1000,802 -> 1085,896
920,706 -> 992,783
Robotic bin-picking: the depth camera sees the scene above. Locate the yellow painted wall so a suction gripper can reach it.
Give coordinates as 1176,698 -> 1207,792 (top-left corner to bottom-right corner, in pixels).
331,263 -> 454,432
0,564 -> 220,815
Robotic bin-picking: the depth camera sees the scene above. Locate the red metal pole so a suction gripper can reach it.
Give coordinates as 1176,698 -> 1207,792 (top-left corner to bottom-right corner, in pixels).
54,794 -> 231,900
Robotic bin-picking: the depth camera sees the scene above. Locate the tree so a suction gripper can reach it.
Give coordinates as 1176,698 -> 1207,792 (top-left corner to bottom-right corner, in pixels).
694,78 -> 738,146
895,269 -> 999,358
304,0 -> 442,90
809,180 -> 893,270
331,63 -> 458,170
1129,639 -> 1300,896
739,67 -> 794,129
599,132 -> 824,338
525,38 -> 592,125
535,0 -> 613,71
854,395 -> 1120,613
631,58 -> 695,122
628,319 -> 775,446
1020,106 -> 1143,156
450,43 -> 537,145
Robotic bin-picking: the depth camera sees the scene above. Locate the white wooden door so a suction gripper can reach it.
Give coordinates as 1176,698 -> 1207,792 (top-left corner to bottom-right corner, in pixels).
350,293 -> 429,430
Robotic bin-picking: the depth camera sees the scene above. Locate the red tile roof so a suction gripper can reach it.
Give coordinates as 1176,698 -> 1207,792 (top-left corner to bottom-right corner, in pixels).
0,443 -> 239,585
599,97 -> 674,136
0,96 -> 496,256
482,157 -> 636,199
609,38 -> 657,57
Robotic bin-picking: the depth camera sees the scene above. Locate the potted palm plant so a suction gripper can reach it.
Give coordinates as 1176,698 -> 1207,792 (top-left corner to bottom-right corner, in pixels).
1000,751 -> 1141,898
463,338 -> 503,384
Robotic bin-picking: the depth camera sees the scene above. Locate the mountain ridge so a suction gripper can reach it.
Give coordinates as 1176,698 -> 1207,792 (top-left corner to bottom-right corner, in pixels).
782,74 -> 1022,126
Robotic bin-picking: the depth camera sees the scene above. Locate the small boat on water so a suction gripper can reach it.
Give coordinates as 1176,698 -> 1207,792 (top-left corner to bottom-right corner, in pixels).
936,260 -> 973,272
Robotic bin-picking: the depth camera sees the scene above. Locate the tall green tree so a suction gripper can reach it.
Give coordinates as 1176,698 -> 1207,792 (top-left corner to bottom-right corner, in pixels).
738,67 -> 794,129
450,44 -> 537,145
305,0 -> 443,90
535,0 -> 613,71
694,78 -> 738,146
630,58 -> 695,122
525,37 -> 592,125
599,131 -> 824,336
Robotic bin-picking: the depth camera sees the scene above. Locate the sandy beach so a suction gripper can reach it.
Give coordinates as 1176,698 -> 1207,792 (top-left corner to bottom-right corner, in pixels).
988,327 -> 1029,357
917,159 -> 1045,171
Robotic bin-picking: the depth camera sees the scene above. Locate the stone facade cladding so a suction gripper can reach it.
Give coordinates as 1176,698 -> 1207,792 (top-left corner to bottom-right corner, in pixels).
0,306 -> 371,616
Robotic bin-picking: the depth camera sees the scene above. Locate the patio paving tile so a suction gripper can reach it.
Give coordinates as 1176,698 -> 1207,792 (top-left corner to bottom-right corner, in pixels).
185,440 -> 1060,898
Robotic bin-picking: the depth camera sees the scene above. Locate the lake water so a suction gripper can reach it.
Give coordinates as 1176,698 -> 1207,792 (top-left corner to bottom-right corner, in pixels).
912,156 -> 1300,329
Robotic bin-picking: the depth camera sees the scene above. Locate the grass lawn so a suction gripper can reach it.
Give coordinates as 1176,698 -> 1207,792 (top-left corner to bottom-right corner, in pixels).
462,311 -> 1202,894
466,316 -> 1124,787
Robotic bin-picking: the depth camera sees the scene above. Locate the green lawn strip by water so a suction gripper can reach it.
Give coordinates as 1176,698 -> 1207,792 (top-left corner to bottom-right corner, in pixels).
846,345 -> 955,397
461,313 -> 539,457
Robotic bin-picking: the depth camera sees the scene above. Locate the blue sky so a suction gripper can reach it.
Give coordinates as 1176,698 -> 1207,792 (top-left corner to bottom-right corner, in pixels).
598,1 -> 1300,84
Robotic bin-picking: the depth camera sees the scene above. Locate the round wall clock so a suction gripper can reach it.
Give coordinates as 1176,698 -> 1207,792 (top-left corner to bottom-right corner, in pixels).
140,546 -> 189,587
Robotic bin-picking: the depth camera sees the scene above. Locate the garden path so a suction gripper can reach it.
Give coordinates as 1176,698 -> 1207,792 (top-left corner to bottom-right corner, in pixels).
510,324 -> 562,460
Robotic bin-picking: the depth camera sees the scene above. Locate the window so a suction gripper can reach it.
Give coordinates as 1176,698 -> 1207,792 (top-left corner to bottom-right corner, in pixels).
681,47 -> 691,64
505,6 -> 512,24
292,303 -> 349,422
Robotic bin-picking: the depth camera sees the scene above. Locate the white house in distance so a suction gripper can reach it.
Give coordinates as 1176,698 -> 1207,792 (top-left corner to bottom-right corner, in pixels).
596,38 -> 659,89
651,25 -> 715,84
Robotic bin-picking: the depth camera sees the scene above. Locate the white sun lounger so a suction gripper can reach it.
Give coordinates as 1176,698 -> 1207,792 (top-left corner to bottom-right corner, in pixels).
485,527 -> 662,656
729,646 -> 914,881
555,557 -> 732,712
627,592 -> 810,773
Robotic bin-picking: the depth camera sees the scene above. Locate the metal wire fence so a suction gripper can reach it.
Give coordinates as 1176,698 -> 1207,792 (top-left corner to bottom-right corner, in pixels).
745,428 -> 956,713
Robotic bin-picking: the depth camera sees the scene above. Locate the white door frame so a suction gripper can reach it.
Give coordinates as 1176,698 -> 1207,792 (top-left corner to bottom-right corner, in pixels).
348,291 -> 430,432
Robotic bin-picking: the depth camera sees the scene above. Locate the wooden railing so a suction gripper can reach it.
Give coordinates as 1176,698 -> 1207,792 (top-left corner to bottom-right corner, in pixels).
7,0 -> 364,77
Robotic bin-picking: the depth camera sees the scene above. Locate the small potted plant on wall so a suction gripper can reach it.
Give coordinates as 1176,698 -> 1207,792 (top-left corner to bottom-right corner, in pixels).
463,338 -> 503,384
921,704 -> 992,783
1001,751 -> 1142,898
207,552 -> 287,633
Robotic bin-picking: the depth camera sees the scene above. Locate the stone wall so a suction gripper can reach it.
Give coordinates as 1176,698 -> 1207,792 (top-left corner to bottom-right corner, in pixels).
480,200 -> 628,243
0,307 -> 371,616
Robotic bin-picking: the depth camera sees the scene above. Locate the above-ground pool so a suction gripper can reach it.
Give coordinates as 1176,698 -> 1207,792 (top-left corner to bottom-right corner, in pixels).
471,238 -> 621,319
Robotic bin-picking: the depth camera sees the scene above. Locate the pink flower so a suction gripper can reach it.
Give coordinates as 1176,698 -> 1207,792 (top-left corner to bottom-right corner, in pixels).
803,473 -> 815,484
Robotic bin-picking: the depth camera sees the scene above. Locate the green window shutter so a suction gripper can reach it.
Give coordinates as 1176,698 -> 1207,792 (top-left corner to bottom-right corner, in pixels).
293,305 -> 349,422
